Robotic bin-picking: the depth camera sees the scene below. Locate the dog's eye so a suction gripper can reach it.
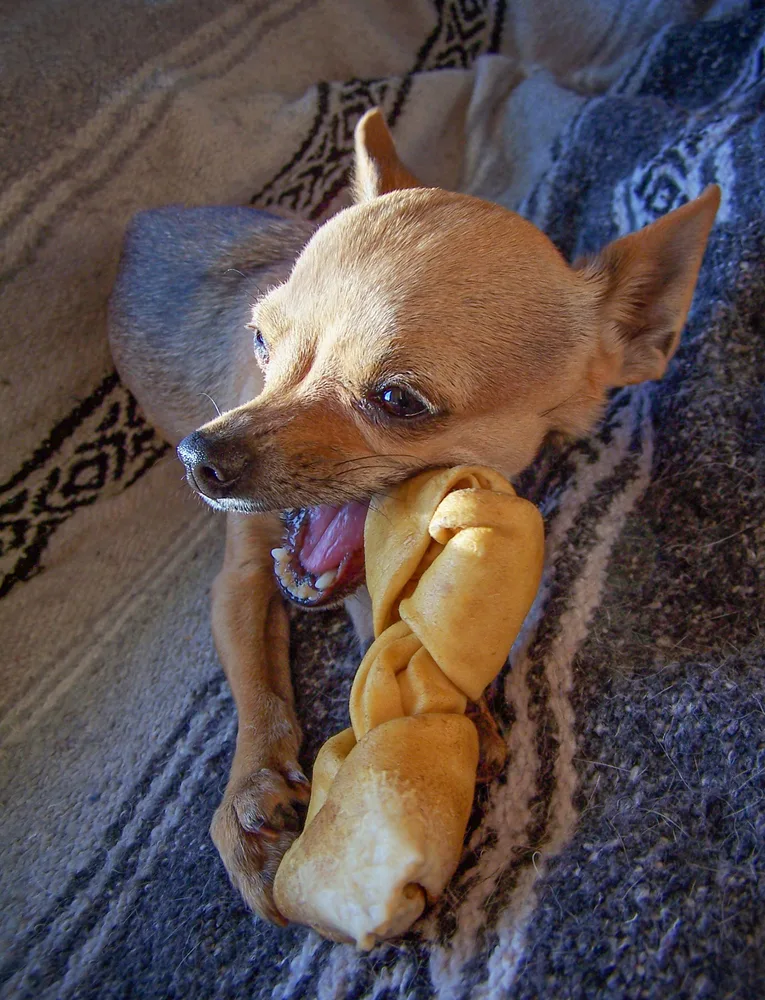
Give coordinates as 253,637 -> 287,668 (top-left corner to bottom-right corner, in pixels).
252,328 -> 269,364
371,384 -> 429,419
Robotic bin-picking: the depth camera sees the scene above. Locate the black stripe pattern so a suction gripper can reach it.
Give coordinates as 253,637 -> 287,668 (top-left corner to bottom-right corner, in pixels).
0,377 -> 168,599
1,0 -> 503,605
4,4 -> 765,1000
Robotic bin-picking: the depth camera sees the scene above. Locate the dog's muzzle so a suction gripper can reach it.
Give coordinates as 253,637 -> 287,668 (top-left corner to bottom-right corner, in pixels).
177,430 -> 250,501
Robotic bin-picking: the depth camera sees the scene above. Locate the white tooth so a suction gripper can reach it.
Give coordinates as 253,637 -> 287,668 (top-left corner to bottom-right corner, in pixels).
315,569 -> 338,591
271,547 -> 289,563
295,583 -> 315,600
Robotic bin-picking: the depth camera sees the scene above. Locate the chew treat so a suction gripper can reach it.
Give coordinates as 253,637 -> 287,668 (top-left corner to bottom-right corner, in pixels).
273,467 -> 545,949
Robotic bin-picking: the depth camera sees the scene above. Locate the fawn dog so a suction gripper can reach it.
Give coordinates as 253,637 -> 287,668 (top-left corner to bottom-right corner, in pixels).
109,109 -> 719,923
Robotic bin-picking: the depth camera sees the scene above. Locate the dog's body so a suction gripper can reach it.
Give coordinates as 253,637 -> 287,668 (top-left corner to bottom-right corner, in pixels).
109,110 -> 719,925
110,206 -> 316,442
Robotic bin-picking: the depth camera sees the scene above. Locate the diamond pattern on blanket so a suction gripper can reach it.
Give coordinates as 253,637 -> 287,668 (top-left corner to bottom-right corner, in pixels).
0,377 -> 168,599
1,4 -> 763,1000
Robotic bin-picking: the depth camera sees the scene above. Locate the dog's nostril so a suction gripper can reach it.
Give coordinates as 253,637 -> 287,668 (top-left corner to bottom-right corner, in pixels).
200,463 -> 224,484
177,431 -> 245,497
196,461 -> 236,490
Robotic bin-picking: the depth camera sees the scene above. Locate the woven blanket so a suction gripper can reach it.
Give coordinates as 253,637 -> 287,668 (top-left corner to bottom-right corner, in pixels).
1,2 -> 763,998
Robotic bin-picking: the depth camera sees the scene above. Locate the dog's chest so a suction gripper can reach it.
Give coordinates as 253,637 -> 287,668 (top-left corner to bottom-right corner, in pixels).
344,586 -> 374,649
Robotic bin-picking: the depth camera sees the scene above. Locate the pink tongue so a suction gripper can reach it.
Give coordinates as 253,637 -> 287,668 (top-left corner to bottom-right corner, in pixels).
299,502 -> 368,575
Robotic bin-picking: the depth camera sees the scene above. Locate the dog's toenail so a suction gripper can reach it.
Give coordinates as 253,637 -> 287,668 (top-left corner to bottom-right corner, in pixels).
245,821 -> 281,841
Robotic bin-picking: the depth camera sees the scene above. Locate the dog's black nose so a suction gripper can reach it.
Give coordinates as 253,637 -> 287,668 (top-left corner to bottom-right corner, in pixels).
177,430 -> 248,499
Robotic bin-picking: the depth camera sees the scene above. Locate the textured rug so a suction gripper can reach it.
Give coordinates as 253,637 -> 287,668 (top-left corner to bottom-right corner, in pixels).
1,2 -> 763,998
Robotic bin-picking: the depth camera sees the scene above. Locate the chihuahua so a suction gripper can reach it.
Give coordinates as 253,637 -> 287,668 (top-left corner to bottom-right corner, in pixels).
109,109 -> 719,924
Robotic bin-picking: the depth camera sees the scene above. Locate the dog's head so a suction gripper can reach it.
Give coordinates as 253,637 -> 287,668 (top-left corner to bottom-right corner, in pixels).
178,109 -> 719,607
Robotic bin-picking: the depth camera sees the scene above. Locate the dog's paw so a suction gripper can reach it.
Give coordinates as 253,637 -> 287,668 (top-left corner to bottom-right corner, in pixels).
466,698 -> 509,784
210,764 -> 311,924
476,723 -> 509,784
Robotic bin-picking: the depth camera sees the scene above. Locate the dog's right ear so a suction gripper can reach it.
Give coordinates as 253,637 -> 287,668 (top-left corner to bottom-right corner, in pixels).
580,185 -> 721,386
352,108 -> 421,202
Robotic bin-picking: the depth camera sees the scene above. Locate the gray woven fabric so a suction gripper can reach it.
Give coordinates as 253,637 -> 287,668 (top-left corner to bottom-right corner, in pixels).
1,2 -> 763,998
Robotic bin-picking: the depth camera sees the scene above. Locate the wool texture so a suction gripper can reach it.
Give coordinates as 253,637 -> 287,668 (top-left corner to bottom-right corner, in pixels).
1,2 -> 763,998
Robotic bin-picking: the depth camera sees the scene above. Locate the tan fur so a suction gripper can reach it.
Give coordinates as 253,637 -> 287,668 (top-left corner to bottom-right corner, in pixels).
207,513 -> 309,924
147,109 -> 719,922
352,107 -> 422,201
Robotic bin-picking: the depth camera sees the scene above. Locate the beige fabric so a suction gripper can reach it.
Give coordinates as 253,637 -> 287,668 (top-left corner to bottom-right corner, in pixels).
273,467 -> 544,948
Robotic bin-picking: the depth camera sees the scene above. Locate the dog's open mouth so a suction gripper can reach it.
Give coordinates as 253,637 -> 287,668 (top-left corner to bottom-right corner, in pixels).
272,501 -> 369,608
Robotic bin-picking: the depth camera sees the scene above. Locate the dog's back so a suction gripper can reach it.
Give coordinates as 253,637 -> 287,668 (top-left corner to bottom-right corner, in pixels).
109,206 -> 312,442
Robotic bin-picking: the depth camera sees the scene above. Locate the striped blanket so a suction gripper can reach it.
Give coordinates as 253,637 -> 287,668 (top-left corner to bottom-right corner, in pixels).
1,2 -> 763,998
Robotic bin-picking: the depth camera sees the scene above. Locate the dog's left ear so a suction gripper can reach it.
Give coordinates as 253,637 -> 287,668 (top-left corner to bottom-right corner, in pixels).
581,185 -> 721,385
352,108 -> 422,202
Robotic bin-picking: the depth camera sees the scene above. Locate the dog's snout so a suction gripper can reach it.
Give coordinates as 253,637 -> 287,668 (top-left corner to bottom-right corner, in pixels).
177,430 -> 248,499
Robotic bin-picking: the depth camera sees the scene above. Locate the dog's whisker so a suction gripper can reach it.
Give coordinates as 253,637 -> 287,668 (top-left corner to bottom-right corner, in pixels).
291,470 -> 407,508
538,392 -> 579,418
332,453 -> 422,469
329,465 -> 413,478
198,391 -> 222,418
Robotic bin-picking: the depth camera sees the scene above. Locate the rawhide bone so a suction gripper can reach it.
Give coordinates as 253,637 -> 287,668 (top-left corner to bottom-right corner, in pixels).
273,466 -> 545,948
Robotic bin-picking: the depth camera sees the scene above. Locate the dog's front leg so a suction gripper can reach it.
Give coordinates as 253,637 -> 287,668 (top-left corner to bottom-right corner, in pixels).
209,512 -> 309,924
